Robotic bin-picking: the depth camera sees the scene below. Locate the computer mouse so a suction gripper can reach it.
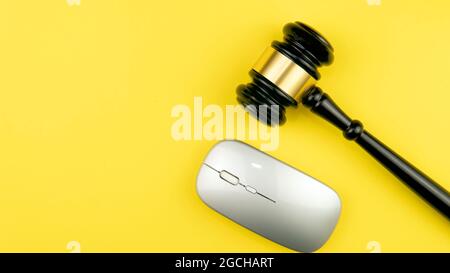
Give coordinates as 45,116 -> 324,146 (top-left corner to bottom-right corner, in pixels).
196,140 -> 341,252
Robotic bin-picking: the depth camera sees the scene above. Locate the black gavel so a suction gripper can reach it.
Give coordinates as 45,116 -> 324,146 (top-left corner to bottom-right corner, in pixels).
237,22 -> 450,219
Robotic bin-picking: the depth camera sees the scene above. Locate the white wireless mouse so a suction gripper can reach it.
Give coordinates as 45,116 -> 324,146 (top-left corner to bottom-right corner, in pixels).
196,140 -> 341,252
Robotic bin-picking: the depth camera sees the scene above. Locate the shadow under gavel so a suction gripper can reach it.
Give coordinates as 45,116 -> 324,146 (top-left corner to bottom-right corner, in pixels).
237,22 -> 450,220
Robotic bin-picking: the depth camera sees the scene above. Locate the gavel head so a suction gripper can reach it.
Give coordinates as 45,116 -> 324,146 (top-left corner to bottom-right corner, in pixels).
236,22 -> 334,125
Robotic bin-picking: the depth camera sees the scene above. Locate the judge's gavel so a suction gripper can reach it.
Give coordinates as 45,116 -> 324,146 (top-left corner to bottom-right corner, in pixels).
237,22 -> 450,219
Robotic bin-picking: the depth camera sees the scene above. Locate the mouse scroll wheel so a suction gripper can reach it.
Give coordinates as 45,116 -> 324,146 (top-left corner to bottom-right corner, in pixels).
219,170 -> 239,185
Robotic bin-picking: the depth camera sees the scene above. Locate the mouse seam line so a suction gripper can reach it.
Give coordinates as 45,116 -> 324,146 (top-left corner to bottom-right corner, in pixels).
257,192 -> 276,203
203,163 -> 219,173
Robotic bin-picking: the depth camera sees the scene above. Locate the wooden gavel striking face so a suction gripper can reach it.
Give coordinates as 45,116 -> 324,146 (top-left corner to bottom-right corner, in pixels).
237,22 -> 334,125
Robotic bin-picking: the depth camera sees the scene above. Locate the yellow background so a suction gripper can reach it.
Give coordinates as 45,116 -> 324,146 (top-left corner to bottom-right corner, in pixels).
0,0 -> 449,252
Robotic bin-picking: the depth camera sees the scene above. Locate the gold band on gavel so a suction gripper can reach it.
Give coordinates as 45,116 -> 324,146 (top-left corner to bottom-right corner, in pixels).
252,47 -> 316,101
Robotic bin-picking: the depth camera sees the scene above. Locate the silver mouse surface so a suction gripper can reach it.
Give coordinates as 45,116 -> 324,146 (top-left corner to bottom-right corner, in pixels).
196,140 -> 341,252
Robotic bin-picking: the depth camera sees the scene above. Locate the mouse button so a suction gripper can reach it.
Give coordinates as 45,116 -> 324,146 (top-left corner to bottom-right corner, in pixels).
202,140 -> 254,176
219,170 -> 239,185
277,172 -> 322,203
202,140 -> 240,165
196,164 -> 221,193
240,158 -> 289,199
285,172 -> 339,204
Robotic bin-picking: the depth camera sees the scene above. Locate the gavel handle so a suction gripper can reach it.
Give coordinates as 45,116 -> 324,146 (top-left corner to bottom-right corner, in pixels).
302,86 -> 450,220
